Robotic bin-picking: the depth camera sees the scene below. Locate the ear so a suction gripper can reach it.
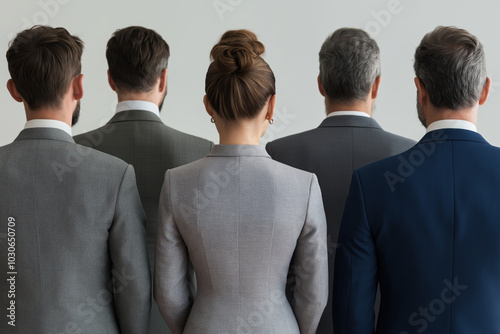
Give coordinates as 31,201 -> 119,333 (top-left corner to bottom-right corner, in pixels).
71,74 -> 84,101
479,77 -> 491,106
371,76 -> 381,99
266,94 -> 276,121
107,70 -> 117,92
6,79 -> 23,103
158,68 -> 168,93
203,95 -> 214,117
414,77 -> 428,106
317,76 -> 326,97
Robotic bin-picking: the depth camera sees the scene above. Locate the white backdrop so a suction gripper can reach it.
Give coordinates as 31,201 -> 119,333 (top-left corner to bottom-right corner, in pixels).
1,0 -> 500,147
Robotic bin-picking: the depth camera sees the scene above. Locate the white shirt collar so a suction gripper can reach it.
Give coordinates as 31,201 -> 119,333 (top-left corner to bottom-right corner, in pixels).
426,119 -> 477,133
327,111 -> 371,118
115,100 -> 160,117
24,119 -> 72,136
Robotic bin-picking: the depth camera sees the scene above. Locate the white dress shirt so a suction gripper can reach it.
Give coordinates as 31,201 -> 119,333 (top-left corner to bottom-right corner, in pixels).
24,119 -> 72,136
115,100 -> 160,117
426,119 -> 477,133
327,111 -> 371,118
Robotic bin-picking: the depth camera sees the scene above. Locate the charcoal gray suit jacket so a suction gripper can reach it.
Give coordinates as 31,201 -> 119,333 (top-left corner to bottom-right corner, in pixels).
0,128 -> 151,333
74,109 -> 213,333
266,115 -> 416,333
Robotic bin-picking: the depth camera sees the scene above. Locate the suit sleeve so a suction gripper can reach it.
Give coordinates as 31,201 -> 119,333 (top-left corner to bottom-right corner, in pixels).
109,164 -> 151,334
333,170 -> 377,334
154,170 -> 192,334
290,174 -> 329,334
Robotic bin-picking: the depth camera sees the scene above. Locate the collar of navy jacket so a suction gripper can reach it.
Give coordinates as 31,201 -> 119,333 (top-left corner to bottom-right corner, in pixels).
318,115 -> 383,129
418,128 -> 489,146
207,144 -> 271,158
15,127 -> 75,143
107,109 -> 163,124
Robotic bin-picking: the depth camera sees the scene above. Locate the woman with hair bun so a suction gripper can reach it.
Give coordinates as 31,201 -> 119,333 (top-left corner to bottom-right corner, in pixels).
154,29 -> 328,334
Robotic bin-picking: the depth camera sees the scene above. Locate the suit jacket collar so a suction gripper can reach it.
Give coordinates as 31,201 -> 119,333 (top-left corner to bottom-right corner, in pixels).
318,115 -> 383,129
418,128 -> 489,145
108,109 -> 163,124
208,144 -> 271,158
15,127 -> 75,143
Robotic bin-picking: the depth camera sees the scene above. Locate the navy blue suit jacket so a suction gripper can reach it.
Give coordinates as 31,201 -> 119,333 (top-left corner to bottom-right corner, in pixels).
333,129 -> 500,333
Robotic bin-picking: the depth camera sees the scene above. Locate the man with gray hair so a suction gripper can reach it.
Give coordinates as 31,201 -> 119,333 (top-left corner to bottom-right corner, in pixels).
333,26 -> 494,333
266,27 -> 414,333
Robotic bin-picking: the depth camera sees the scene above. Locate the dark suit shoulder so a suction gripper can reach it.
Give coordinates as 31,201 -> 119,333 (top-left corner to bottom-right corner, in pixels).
267,124 -> 415,156
381,130 -> 417,149
76,142 -> 129,168
74,122 -> 213,150
162,124 -> 214,148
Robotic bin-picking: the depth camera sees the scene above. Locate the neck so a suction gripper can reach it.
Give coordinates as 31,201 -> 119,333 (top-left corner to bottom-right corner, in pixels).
426,107 -> 478,127
217,120 -> 262,145
325,98 -> 372,116
117,91 -> 159,105
25,106 -> 72,127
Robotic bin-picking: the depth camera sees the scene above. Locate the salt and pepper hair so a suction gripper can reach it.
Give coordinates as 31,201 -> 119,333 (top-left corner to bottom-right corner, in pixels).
414,26 -> 487,110
319,28 -> 381,103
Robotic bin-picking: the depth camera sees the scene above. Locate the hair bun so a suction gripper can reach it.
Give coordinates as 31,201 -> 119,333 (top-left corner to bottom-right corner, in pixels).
210,29 -> 265,74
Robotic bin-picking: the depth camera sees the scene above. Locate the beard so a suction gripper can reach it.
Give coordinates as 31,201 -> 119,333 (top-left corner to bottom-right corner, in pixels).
416,93 -> 426,128
71,100 -> 81,126
158,89 -> 167,112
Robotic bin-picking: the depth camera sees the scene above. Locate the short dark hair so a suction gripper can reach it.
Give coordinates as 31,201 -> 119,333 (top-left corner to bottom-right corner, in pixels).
205,29 -> 276,121
414,26 -> 487,110
6,25 -> 84,110
106,26 -> 170,93
319,28 -> 380,103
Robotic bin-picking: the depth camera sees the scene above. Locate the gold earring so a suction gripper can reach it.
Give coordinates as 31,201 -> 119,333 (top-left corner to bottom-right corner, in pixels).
210,117 -> 215,123
269,118 -> 274,125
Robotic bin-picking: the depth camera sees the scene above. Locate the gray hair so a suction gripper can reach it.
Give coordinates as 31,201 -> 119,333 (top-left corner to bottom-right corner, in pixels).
319,28 -> 381,102
414,26 -> 487,110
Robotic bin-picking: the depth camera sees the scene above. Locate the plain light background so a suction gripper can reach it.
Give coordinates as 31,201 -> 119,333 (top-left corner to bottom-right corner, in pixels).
1,0 -> 499,147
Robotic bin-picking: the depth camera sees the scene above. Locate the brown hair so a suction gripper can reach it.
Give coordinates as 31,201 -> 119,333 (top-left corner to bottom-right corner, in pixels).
205,29 -> 275,121
6,25 -> 84,110
414,26 -> 487,110
106,26 -> 170,93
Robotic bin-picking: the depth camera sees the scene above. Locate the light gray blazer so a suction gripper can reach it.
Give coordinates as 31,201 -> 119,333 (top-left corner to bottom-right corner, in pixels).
0,128 -> 151,333
154,145 -> 328,334
266,115 -> 416,333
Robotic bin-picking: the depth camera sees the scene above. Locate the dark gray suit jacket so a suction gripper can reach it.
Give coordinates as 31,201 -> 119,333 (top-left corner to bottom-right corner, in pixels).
266,115 -> 416,334
0,128 -> 151,333
74,109 -> 213,333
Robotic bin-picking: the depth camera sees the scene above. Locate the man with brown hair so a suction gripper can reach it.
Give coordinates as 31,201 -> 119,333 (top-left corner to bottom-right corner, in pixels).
0,26 -> 151,333
74,26 -> 213,333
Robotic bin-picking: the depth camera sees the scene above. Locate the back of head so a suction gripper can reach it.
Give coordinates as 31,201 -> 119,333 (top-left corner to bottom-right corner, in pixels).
319,28 -> 380,103
414,26 -> 487,110
106,26 -> 170,93
6,25 -> 84,110
205,29 -> 276,121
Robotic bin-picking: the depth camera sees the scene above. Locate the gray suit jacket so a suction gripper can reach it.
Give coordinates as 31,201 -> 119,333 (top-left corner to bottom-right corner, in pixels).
74,109 -> 213,333
266,115 -> 416,334
0,128 -> 151,333
154,145 -> 328,334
